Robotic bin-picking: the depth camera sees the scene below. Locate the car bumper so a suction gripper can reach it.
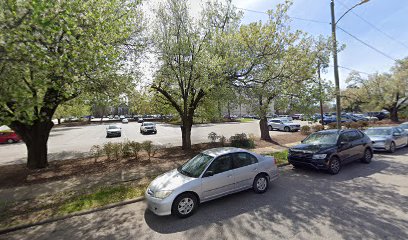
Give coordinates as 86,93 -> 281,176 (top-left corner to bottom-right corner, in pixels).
372,142 -> 389,151
288,157 -> 329,170
143,129 -> 156,133
145,192 -> 174,216
107,132 -> 121,137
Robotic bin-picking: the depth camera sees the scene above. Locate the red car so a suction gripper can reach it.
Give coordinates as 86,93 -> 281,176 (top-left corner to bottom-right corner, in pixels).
0,131 -> 21,144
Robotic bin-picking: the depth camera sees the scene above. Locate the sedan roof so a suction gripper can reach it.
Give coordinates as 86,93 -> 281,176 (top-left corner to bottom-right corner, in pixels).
202,147 -> 247,157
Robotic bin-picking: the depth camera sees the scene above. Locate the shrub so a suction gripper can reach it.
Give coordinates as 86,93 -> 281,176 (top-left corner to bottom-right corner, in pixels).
327,122 -> 337,129
111,143 -> 123,161
121,140 -> 132,158
229,133 -> 255,149
300,125 -> 311,135
129,141 -> 142,160
312,125 -> 324,132
103,142 -> 115,160
360,121 -> 369,128
90,145 -> 102,163
350,121 -> 361,129
142,141 -> 153,161
343,122 -> 352,129
208,132 -> 219,143
219,135 -> 227,146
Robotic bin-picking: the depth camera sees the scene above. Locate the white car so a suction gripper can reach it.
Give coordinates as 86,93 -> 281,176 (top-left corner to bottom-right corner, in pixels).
122,118 -> 129,124
268,118 -> 300,132
140,122 -> 157,134
145,147 -> 278,218
106,125 -> 121,138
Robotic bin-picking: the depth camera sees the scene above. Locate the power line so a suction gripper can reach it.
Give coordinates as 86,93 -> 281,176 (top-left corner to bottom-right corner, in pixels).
336,26 -> 397,62
236,7 -> 329,25
335,65 -> 371,75
336,0 -> 408,50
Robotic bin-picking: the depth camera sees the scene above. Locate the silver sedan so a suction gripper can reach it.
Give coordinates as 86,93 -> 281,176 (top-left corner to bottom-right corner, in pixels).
145,147 -> 278,218
364,127 -> 408,152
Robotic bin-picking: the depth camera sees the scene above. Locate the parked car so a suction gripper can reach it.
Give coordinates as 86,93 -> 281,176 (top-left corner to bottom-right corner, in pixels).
399,122 -> 408,133
366,112 -> 387,120
292,114 -> 304,120
137,117 -> 144,123
0,131 -> 21,144
288,129 -> 373,174
140,122 -> 157,134
119,115 -> 125,120
122,118 -> 129,124
106,125 -> 121,138
364,127 -> 408,153
277,115 -> 293,121
268,118 -> 300,132
145,147 -> 278,218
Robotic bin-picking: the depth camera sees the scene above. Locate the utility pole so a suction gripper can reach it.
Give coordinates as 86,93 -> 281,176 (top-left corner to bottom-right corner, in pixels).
331,0 -> 342,130
318,61 -> 324,127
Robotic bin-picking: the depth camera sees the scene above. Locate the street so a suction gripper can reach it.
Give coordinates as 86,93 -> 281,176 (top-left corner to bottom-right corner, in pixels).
2,149 -> 407,240
0,121 -> 303,166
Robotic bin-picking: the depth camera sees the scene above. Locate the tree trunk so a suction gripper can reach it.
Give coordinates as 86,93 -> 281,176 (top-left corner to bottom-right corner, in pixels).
260,117 -> 271,141
181,116 -> 193,150
57,118 -> 61,125
11,120 -> 54,169
390,108 -> 399,122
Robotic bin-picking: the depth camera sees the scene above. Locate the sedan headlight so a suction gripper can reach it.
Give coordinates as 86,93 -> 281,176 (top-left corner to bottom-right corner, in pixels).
154,190 -> 173,199
312,154 -> 327,160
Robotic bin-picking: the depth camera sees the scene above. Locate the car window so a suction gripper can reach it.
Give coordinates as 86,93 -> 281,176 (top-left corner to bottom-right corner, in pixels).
339,133 -> 351,142
206,154 -> 233,175
232,153 -> 258,168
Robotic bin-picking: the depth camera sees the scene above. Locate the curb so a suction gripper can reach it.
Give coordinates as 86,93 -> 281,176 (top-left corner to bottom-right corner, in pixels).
0,196 -> 144,235
0,164 -> 290,235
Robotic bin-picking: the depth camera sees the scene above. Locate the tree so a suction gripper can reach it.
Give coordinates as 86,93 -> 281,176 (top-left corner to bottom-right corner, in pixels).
227,2 -> 317,141
345,58 -> 408,122
0,0 -> 144,169
150,0 -> 238,149
54,97 -> 91,124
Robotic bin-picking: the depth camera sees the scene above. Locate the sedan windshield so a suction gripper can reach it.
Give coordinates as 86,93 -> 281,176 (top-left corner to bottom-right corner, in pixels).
302,132 -> 338,145
178,153 -> 214,178
144,123 -> 154,126
108,125 -> 119,129
365,128 -> 392,136
400,124 -> 408,130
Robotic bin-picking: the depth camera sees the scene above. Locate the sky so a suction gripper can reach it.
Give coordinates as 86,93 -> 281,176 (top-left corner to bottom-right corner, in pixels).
142,0 -> 408,89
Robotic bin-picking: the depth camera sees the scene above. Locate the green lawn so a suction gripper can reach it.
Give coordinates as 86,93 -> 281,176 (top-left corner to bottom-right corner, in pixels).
265,150 -> 289,165
237,118 -> 255,123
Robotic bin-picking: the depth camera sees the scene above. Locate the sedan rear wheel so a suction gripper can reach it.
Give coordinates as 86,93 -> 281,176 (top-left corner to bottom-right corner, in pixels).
284,126 -> 290,132
7,139 -> 14,144
389,142 -> 396,153
172,193 -> 198,218
328,157 -> 341,175
268,125 -> 273,131
253,174 -> 268,193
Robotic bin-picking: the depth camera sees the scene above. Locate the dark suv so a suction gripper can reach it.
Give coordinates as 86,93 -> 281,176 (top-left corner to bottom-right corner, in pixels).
288,130 -> 373,174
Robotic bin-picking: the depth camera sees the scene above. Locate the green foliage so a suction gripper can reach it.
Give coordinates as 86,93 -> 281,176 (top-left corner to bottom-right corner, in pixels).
90,145 -> 102,163
121,140 -> 132,159
300,125 -> 311,135
266,150 -> 288,165
129,141 -> 142,160
229,133 -> 255,149
219,135 -> 227,146
103,142 -> 115,161
327,122 -> 337,129
142,141 -> 153,161
208,132 -> 219,143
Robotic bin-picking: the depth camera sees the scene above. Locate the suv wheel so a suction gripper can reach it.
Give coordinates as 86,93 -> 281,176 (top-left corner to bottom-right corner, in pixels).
172,193 -> 198,218
253,174 -> 268,193
361,149 -> 372,163
268,125 -> 273,131
284,126 -> 290,132
389,141 -> 396,153
328,157 -> 341,175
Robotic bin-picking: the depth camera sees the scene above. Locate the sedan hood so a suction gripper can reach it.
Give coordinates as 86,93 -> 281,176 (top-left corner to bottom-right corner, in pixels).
290,143 -> 335,153
149,169 -> 194,192
367,135 -> 390,142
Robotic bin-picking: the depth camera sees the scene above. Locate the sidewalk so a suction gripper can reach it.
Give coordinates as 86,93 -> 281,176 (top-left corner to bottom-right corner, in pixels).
0,143 -> 297,204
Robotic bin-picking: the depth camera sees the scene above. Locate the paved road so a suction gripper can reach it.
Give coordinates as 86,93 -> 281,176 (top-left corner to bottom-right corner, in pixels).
2,148 -> 407,240
0,121 -> 305,166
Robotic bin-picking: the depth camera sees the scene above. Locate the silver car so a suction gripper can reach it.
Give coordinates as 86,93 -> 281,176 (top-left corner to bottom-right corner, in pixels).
400,122 -> 408,133
106,125 -> 121,138
145,147 -> 278,218
364,127 -> 408,152
268,118 -> 300,132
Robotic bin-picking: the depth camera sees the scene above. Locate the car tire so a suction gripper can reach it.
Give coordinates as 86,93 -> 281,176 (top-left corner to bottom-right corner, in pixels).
328,156 -> 341,175
284,126 -> 290,132
7,139 -> 14,144
361,148 -> 372,164
253,174 -> 269,194
389,141 -> 396,153
268,125 -> 273,131
172,192 -> 198,218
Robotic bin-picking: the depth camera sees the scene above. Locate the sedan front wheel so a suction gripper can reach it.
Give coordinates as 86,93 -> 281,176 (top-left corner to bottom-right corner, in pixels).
253,174 -> 268,193
172,193 -> 198,218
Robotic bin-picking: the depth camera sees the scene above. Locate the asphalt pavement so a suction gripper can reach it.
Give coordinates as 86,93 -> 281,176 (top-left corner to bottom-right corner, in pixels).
0,120 -> 303,166
2,148 -> 407,240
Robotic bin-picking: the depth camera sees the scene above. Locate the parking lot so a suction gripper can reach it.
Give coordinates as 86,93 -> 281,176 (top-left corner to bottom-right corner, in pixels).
3,149 -> 407,240
0,121 -> 306,165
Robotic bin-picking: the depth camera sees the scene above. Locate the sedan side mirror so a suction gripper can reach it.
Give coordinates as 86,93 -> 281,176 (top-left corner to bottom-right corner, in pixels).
203,171 -> 214,177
